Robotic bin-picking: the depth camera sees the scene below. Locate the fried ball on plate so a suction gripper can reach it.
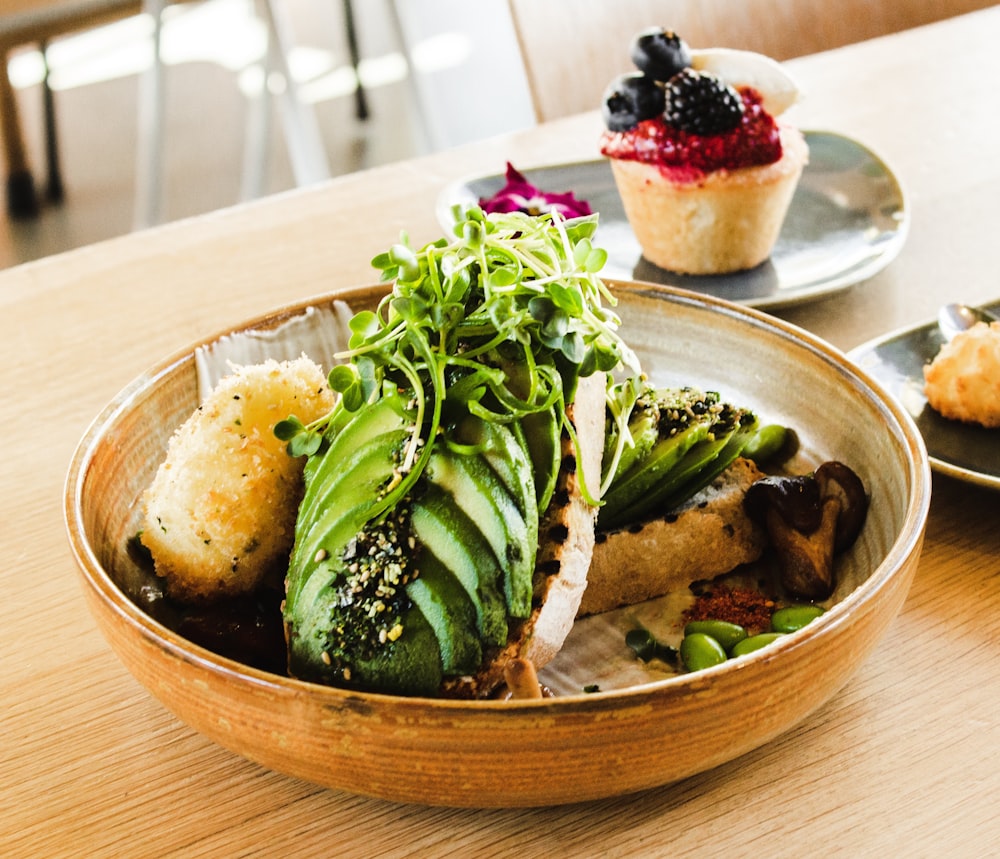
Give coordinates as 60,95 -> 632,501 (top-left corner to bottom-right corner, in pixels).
923,321 -> 1000,428
141,357 -> 334,602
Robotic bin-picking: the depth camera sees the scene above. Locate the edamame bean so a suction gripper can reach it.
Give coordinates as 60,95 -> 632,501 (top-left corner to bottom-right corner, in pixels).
680,632 -> 728,672
771,604 -> 825,633
683,620 -> 747,652
730,632 -> 785,657
742,423 -> 789,463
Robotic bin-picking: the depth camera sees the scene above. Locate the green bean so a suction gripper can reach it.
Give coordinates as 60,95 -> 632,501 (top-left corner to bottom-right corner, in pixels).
771,604 -> 825,633
680,632 -> 728,672
683,619 -> 747,652
730,632 -> 785,657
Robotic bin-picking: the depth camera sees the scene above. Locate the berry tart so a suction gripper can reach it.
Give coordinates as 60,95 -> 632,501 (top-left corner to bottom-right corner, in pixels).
600,28 -> 808,275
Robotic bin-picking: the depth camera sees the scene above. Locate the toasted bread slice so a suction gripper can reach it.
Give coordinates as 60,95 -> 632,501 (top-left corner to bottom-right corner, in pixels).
579,457 -> 767,616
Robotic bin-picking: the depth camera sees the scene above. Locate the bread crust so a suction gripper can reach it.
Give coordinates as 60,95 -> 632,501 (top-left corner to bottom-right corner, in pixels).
579,457 -> 767,616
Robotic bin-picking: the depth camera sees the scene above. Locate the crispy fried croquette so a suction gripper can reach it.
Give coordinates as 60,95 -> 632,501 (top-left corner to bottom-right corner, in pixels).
141,357 -> 334,602
923,321 -> 1000,428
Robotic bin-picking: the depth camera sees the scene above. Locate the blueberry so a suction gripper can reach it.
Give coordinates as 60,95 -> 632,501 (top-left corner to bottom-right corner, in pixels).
630,27 -> 692,82
601,72 -> 665,132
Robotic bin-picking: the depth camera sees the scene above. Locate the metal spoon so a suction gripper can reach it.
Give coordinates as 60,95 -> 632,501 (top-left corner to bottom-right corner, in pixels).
937,302 -> 998,341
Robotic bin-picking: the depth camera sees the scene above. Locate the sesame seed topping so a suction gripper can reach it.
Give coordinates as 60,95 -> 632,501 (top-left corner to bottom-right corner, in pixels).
320,504 -> 416,673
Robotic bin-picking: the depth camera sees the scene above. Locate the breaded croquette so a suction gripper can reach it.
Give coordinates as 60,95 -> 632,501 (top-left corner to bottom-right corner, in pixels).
924,321 -> 1000,428
141,357 -> 334,602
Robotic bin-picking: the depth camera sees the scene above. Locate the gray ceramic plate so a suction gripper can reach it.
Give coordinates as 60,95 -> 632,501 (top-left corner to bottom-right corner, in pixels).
849,300 -> 1000,489
437,131 -> 908,310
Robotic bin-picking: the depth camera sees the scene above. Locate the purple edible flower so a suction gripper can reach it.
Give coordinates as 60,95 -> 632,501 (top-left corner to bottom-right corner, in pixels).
479,162 -> 592,218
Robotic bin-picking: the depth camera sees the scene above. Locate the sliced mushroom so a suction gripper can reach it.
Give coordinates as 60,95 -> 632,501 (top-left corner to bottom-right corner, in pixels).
743,461 -> 869,601
502,657 -> 545,700
815,461 -> 869,552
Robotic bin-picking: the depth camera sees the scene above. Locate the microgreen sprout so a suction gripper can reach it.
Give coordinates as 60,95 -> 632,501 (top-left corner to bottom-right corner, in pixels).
279,208 -> 643,518
273,415 -> 324,458
600,375 -> 646,497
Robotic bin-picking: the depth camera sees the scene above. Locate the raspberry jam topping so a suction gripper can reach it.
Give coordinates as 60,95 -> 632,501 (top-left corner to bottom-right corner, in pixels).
599,89 -> 782,182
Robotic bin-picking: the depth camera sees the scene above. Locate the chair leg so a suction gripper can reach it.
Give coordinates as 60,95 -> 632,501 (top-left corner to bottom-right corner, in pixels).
133,0 -> 167,230
241,0 -> 274,202
1,51 -> 40,219
342,0 -> 368,121
259,0 -> 330,188
384,0 -> 436,153
41,42 -> 64,204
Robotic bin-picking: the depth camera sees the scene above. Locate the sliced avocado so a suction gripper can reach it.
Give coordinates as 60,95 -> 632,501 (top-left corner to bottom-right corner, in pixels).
599,417 -> 713,531
287,430 -> 406,607
287,597 -> 442,697
604,406 -> 659,486
425,447 -> 533,618
490,350 -> 559,506
655,414 -> 760,513
345,604 -> 442,696
455,416 -> 539,547
504,420 -> 542,520
296,429 -> 411,532
410,484 -> 508,648
602,429 -> 732,529
490,351 -> 559,511
345,604 -> 442,695
298,396 -> 407,515
294,428 -> 409,539
406,551 -> 482,674
287,398 -> 411,611
288,496 -> 382,610
519,405 -> 561,514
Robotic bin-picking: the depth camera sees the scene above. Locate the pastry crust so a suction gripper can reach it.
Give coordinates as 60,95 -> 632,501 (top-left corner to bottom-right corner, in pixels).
923,321 -> 1000,428
609,125 -> 808,274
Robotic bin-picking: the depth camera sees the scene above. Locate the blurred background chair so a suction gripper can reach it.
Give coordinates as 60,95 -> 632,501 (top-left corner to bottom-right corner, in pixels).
0,0 -> 379,226
1,1 -> 142,217
131,0 -> 333,228
508,0 -> 998,123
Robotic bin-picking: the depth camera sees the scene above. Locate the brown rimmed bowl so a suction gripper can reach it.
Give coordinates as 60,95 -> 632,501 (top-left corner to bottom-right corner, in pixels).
65,281 -> 930,807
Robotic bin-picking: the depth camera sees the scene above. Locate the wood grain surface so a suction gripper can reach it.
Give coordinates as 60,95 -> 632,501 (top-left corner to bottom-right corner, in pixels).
3,8 -> 1000,856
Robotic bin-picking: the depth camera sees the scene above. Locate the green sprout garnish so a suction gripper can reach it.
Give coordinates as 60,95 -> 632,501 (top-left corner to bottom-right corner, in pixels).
280,207 -> 641,518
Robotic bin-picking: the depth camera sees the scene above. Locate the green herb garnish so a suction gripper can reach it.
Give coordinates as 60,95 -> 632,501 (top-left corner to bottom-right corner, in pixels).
281,207 -> 640,513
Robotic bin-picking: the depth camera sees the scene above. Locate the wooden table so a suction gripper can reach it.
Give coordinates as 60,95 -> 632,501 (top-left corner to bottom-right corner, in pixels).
3,8 -> 999,856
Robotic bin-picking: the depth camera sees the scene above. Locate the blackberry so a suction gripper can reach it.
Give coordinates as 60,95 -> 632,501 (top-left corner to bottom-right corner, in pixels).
602,72 -> 666,132
664,69 -> 744,136
630,27 -> 692,82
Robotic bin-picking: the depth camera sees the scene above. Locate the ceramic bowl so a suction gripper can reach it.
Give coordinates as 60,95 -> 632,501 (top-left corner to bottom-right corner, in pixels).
65,281 -> 930,808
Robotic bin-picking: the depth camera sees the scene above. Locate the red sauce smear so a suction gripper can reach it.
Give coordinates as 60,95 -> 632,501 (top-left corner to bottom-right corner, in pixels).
599,88 -> 783,182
